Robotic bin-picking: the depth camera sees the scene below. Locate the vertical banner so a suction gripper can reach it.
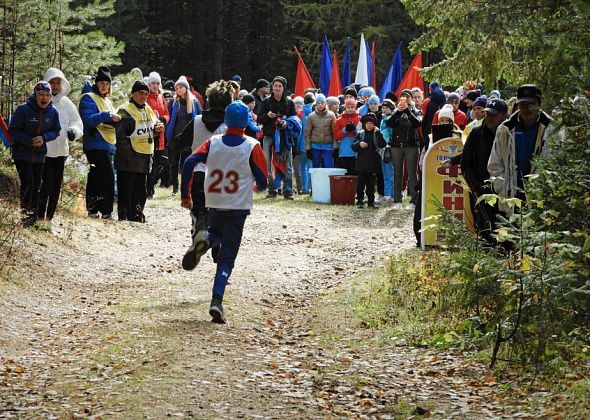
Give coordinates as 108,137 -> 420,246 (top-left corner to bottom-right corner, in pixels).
421,137 -> 474,248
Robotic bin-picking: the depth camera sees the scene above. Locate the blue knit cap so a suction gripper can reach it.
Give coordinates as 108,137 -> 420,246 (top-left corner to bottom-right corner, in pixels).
368,95 -> 380,105
359,87 -> 376,97
224,101 -> 249,128
315,93 -> 326,103
472,95 -> 488,108
489,90 -> 502,99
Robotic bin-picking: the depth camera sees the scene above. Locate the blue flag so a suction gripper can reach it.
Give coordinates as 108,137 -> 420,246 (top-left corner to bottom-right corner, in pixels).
379,42 -> 403,101
341,37 -> 351,90
366,42 -> 374,88
319,35 -> 333,94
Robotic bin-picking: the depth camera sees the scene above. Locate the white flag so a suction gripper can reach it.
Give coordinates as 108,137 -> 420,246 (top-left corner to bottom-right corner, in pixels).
354,33 -> 368,86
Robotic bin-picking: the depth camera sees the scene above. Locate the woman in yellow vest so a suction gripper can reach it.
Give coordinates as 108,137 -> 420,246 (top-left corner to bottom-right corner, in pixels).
113,80 -> 163,222
79,66 -> 120,219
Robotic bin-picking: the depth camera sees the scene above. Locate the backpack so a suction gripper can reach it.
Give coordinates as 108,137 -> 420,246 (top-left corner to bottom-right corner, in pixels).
0,114 -> 13,148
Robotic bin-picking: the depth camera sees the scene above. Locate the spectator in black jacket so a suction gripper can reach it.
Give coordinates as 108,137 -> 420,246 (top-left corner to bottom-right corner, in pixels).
386,89 -> 422,210
461,98 -> 508,243
257,76 -> 296,199
352,113 -> 386,208
251,79 -> 270,116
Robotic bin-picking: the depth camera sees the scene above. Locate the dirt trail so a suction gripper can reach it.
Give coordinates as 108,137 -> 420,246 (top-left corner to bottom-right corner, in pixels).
1,192 -> 527,418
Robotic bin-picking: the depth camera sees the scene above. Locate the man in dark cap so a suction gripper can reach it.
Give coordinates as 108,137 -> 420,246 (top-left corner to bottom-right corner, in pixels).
257,75 -> 296,199
111,80 -> 164,222
488,84 -> 552,215
251,78 -> 270,116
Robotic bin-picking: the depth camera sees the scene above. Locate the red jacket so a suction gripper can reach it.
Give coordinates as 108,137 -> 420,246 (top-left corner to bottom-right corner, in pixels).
334,111 -> 361,141
147,92 -> 170,150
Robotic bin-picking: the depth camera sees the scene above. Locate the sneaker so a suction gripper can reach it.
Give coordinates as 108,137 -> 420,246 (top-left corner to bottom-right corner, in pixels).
101,213 -> 112,220
375,196 -> 383,204
172,186 -> 178,196
284,195 -> 294,201
404,203 -> 416,211
182,230 -> 209,271
392,202 -> 402,210
356,203 -> 364,209
46,220 -> 55,235
88,212 -> 100,219
265,191 -> 277,198
382,196 -> 392,203
368,203 -> 379,209
209,298 -> 226,324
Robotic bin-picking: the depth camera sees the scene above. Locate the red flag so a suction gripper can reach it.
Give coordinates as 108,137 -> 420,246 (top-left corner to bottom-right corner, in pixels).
294,47 -> 316,98
395,52 -> 424,99
328,50 -> 341,97
371,41 -> 377,91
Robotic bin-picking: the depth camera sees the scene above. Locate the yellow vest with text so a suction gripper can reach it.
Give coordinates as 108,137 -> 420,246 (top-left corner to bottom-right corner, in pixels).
119,102 -> 158,155
83,92 -> 117,144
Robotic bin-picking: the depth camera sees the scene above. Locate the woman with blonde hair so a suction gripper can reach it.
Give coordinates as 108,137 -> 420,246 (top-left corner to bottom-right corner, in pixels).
166,75 -> 202,195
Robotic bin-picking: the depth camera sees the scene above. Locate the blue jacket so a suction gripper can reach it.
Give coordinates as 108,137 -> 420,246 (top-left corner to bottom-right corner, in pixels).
166,98 -> 201,142
79,82 -> 116,153
297,103 -> 313,152
274,115 -> 302,153
8,95 -> 60,163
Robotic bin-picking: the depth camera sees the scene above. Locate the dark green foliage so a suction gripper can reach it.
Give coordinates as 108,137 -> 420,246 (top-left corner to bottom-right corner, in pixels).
401,0 -> 590,106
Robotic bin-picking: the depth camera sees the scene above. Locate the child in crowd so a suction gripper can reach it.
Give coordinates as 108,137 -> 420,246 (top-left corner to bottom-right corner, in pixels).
304,94 -> 336,168
351,112 -> 385,208
334,98 -> 360,175
180,101 -> 268,324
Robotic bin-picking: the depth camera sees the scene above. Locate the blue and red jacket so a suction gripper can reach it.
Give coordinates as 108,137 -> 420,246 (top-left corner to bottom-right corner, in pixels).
180,128 -> 268,199
8,95 -> 60,163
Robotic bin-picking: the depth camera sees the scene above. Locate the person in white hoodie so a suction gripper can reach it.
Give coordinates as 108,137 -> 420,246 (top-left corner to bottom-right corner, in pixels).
38,67 -> 83,232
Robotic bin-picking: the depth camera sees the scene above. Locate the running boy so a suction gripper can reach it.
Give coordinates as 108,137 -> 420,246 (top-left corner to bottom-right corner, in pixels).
180,101 -> 268,323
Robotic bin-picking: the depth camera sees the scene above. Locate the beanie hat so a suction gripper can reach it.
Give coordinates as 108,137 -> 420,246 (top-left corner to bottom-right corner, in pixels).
381,99 -> 395,110
363,112 -> 378,125
359,87 -> 376,97
472,96 -> 488,108
385,91 -> 398,103
429,81 -> 440,92
131,80 -> 149,94
255,79 -> 270,90
438,104 -> 455,122
400,89 -> 413,99
344,98 -> 357,107
130,67 -> 143,81
315,93 -> 326,103
224,100 -> 249,128
489,89 -> 502,99
368,95 -> 380,105
272,76 -> 287,88
163,79 -> 175,90
174,75 -> 190,90
326,96 -> 339,108
465,91 -> 479,102
147,71 -> 161,85
231,74 -> 242,82
293,96 -> 304,105
447,92 -> 461,103
241,93 -> 255,105
238,89 -> 249,98
94,66 -> 112,83
33,81 -> 51,95
344,86 -> 358,98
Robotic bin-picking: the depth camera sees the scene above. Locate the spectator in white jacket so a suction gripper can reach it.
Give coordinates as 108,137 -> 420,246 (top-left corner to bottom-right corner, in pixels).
38,67 -> 83,232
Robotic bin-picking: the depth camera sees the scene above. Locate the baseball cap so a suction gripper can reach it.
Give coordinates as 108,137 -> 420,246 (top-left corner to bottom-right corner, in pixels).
484,98 -> 508,115
516,84 -> 542,104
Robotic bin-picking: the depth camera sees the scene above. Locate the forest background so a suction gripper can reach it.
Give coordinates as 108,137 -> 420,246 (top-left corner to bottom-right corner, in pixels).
1,0 -> 588,115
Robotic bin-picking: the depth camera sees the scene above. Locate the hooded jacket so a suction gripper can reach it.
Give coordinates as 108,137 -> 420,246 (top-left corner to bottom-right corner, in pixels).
304,108 -> 336,150
79,82 -> 117,153
43,68 -> 84,157
8,95 -> 60,163
487,110 -> 552,214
